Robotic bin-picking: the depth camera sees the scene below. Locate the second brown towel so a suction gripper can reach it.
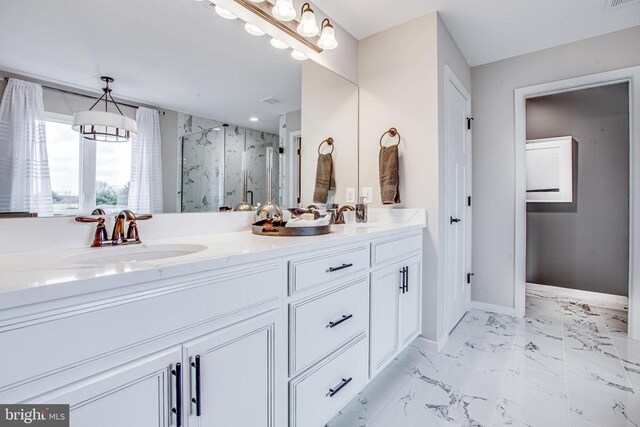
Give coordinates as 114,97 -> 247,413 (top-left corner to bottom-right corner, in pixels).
313,153 -> 335,203
379,145 -> 401,204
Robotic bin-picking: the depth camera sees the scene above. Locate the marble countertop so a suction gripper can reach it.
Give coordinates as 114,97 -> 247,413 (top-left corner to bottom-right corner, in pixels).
0,220 -> 425,311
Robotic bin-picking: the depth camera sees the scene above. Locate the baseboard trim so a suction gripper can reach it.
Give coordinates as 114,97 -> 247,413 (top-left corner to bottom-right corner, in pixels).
471,300 -> 517,316
526,283 -> 628,306
414,334 -> 449,353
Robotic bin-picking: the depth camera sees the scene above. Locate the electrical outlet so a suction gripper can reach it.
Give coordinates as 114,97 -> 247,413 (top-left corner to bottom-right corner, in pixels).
345,187 -> 356,204
362,187 -> 373,204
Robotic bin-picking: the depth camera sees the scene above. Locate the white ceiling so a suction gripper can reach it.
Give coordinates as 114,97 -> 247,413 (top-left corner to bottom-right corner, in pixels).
0,0 -> 302,133
313,0 -> 640,66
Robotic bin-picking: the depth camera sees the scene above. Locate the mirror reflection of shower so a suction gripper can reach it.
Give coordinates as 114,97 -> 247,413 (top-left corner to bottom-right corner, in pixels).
181,121 -> 281,213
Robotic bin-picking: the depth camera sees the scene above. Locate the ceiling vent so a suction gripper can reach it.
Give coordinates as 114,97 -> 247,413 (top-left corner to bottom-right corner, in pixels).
260,97 -> 282,104
605,0 -> 640,10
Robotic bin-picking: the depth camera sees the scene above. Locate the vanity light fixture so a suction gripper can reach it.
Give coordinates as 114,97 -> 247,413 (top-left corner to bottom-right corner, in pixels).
201,0 -> 339,58
72,76 -> 137,143
249,117 -> 259,122
214,5 -> 238,19
291,50 -> 308,61
296,3 -> 319,37
318,18 -> 338,50
270,37 -> 289,49
271,0 -> 296,21
244,22 -> 265,36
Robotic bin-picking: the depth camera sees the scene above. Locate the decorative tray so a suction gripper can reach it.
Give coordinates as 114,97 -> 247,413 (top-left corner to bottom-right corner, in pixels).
251,220 -> 332,237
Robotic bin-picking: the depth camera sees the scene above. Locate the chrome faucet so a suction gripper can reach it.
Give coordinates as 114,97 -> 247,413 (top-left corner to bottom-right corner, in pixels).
75,210 -> 152,247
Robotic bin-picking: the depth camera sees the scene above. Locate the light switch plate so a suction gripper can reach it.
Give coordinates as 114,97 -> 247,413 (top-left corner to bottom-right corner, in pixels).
362,187 -> 373,204
345,187 -> 356,204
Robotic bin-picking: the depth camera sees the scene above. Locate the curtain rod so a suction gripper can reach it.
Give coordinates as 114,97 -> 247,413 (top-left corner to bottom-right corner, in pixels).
1,76 -> 139,110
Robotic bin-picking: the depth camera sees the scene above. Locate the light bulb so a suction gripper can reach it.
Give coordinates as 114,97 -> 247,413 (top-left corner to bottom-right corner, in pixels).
214,5 -> 237,20
272,0 -> 296,21
291,50 -> 308,61
296,3 -> 319,37
318,19 -> 338,50
244,23 -> 265,36
270,38 -> 289,49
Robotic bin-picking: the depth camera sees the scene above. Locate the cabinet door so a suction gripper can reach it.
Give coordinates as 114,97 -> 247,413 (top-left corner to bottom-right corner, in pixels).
184,311 -> 280,427
369,263 -> 401,377
38,346 -> 182,427
399,256 -> 422,346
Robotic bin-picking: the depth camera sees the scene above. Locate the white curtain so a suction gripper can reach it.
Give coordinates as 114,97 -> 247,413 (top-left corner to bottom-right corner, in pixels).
0,78 -> 53,216
128,107 -> 163,213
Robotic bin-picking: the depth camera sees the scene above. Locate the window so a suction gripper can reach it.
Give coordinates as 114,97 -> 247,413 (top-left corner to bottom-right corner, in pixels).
44,112 -> 131,215
45,114 -> 80,214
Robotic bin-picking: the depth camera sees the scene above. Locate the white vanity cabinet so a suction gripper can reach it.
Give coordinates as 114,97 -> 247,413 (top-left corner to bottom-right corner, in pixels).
184,311 -> 280,427
39,346 -> 181,427
369,234 -> 422,377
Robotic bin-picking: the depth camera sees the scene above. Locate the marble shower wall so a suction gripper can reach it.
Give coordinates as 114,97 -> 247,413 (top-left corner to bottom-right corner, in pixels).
178,113 -> 280,212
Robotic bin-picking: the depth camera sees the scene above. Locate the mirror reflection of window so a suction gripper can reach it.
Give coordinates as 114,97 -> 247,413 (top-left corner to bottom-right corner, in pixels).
44,112 -> 132,216
44,114 -> 80,215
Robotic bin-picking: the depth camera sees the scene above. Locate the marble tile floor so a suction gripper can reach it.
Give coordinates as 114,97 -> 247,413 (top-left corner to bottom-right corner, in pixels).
327,288 -> 639,427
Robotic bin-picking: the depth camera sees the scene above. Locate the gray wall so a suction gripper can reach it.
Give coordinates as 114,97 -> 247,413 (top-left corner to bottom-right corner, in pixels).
471,26 -> 640,308
526,84 -> 629,296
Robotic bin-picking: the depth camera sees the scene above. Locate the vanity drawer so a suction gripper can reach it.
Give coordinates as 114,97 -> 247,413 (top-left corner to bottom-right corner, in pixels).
289,334 -> 368,427
371,232 -> 422,267
289,277 -> 369,375
288,244 -> 368,295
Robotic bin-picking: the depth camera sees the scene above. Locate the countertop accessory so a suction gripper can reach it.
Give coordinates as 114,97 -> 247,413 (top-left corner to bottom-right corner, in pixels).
251,219 -> 331,237
255,146 -> 282,221
356,197 -> 367,223
75,209 -> 152,247
234,150 -> 255,211
379,127 -> 401,147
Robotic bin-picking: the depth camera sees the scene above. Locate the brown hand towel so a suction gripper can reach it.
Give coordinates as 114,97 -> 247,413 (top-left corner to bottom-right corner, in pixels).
379,145 -> 401,204
313,153 -> 335,203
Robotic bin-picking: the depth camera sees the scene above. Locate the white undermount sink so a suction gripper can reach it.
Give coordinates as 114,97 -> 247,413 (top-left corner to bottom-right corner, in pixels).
65,243 -> 208,265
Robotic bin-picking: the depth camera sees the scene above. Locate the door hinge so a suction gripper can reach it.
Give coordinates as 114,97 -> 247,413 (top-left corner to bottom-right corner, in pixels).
467,117 -> 474,130
467,272 -> 474,284
467,196 -> 471,207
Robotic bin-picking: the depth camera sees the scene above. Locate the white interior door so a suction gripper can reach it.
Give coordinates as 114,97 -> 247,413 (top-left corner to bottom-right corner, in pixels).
445,69 -> 472,333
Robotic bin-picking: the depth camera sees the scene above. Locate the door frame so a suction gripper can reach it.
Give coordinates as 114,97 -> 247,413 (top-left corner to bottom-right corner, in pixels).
444,65 -> 473,333
514,65 -> 640,341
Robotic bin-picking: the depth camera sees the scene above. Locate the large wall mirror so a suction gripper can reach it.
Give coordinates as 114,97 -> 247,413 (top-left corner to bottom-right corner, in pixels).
0,0 -> 358,217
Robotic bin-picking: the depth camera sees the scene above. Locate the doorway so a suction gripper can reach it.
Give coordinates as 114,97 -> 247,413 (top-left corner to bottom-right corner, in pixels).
514,66 -> 640,341
445,66 -> 473,333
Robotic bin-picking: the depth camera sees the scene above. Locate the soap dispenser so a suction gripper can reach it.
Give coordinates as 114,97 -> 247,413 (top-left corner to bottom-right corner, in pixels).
355,197 -> 367,223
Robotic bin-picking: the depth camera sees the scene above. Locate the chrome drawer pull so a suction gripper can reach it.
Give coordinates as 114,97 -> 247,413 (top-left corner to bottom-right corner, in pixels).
327,314 -> 353,328
328,377 -> 353,397
327,263 -> 353,273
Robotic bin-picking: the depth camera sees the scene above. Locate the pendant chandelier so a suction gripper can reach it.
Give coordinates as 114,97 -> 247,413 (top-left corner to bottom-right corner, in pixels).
72,76 -> 137,142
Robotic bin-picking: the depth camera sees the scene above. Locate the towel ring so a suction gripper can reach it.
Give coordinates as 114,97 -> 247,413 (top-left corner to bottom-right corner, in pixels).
379,128 -> 401,148
318,137 -> 335,154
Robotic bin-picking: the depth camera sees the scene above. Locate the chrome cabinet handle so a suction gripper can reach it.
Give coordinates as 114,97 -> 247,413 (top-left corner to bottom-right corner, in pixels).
328,377 -> 353,397
327,263 -> 353,273
404,266 -> 409,292
327,314 -> 353,328
191,355 -> 201,417
172,363 -> 183,427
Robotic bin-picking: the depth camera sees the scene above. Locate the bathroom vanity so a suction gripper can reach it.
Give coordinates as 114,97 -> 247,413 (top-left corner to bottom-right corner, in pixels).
0,210 -> 425,427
